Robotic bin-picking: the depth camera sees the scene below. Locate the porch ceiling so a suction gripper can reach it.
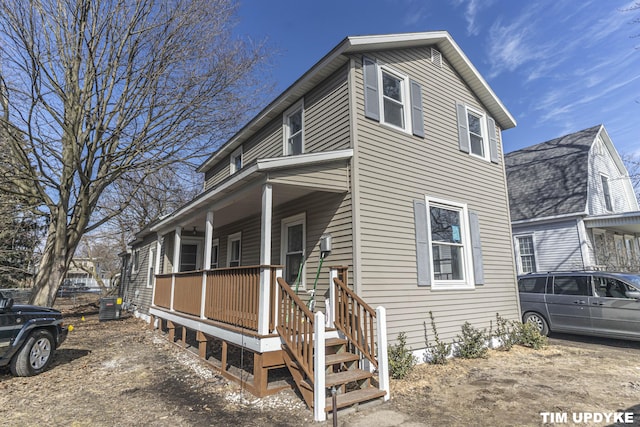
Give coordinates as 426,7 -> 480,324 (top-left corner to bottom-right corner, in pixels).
152,150 -> 352,235
584,211 -> 640,234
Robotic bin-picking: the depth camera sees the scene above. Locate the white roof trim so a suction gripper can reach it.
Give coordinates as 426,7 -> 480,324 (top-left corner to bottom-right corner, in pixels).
257,149 -> 353,171
150,163 -> 260,232
198,31 -> 515,174
511,212 -> 586,226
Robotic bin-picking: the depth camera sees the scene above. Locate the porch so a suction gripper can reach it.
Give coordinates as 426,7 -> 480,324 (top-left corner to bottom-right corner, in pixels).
148,265 -> 389,422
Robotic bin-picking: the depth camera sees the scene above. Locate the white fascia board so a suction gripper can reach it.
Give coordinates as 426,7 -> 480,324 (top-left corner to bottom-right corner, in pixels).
150,164 -> 260,233
511,212 -> 586,226
345,32 -> 516,130
257,149 -> 353,171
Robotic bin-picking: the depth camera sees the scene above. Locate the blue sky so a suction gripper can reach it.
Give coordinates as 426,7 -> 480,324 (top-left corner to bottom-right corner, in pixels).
235,0 -> 640,155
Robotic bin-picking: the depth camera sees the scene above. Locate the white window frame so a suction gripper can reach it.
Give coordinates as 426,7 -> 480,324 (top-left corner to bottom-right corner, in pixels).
600,174 -> 613,211
230,146 -> 243,175
514,234 -> 538,274
227,232 -> 242,267
465,106 -> 489,161
210,238 -> 219,269
131,249 -> 140,274
146,246 -> 156,288
283,99 -> 305,156
377,65 -> 412,133
425,196 -> 474,290
281,213 -> 306,289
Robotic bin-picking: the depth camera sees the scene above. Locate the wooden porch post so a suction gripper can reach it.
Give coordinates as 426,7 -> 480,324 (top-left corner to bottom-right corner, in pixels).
202,211 -> 214,319
171,227 -> 182,311
327,267 -> 338,328
258,184 -> 272,335
151,234 -> 162,307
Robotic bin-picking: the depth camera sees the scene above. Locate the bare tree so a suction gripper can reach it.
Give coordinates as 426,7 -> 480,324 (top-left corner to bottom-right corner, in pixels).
0,0 -> 268,306
621,153 -> 640,202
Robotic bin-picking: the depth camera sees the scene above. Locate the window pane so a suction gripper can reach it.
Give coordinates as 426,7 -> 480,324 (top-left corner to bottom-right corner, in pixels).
468,112 -> 481,135
288,133 -> 303,155
285,253 -> 303,285
470,134 -> 484,156
432,243 -> 463,280
287,224 -> 303,252
382,72 -> 402,102
289,110 -> 302,134
229,239 -> 240,267
553,276 -> 590,296
430,206 -> 461,243
518,277 -> 546,293
383,98 -> 404,128
234,155 -> 242,171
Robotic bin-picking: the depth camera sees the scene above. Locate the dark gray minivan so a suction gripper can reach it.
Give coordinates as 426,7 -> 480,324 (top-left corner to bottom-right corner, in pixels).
518,272 -> 640,341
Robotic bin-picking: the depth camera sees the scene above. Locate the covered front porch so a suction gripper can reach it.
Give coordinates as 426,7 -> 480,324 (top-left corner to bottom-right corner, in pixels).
584,211 -> 640,271
138,150 -> 389,417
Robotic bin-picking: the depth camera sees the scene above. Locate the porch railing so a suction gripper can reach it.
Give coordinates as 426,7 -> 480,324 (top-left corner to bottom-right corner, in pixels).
153,265 -> 281,334
276,277 -> 315,381
154,275 -> 172,309
333,277 -> 378,368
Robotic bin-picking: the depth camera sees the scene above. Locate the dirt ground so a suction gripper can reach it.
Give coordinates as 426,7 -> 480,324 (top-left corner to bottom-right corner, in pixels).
2,295 -> 640,426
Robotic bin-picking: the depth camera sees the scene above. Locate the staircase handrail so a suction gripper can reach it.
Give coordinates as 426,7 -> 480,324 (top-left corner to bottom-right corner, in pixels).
276,277 -> 315,381
332,277 -> 378,368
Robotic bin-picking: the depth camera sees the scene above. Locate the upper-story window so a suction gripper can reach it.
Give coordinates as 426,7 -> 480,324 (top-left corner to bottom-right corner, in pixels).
380,68 -> 408,130
467,108 -> 487,158
601,174 -> 613,211
455,101 -> 499,164
283,100 -> 304,156
230,146 -> 243,174
362,56 -> 424,137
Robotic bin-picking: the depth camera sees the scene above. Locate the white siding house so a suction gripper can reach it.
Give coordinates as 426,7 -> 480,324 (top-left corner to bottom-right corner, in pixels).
506,125 -> 640,274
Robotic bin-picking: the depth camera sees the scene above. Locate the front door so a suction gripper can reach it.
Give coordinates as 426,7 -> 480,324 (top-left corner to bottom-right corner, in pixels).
546,275 -> 592,332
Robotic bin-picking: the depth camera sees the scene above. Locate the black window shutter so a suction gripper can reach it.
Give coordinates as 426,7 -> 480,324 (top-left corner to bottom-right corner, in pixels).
468,211 -> 484,285
363,57 -> 380,121
414,199 -> 431,286
487,117 -> 499,164
410,79 -> 424,138
456,101 -> 470,153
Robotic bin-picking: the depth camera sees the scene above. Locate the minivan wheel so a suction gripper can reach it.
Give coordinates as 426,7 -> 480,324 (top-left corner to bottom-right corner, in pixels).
523,312 -> 549,336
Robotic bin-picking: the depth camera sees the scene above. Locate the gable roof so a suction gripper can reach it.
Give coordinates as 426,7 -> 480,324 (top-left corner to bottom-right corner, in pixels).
505,125 -> 602,222
197,31 -> 517,174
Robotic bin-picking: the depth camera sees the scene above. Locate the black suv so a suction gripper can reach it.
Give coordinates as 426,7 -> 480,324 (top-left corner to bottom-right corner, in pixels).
0,292 -> 69,376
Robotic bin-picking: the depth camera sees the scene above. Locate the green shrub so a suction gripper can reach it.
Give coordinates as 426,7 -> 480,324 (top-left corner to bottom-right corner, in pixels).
493,313 -> 519,351
388,332 -> 416,379
455,321 -> 489,359
517,322 -> 548,349
424,311 -> 451,365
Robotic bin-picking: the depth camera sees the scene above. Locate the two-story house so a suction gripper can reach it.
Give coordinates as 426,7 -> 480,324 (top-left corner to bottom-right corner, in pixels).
121,31 -> 520,420
506,125 -> 640,275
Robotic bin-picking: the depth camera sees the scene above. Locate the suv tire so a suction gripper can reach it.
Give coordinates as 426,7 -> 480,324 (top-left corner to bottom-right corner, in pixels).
10,329 -> 55,376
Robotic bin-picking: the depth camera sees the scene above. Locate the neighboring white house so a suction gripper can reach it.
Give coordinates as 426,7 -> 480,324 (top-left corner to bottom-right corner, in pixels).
506,125 -> 640,274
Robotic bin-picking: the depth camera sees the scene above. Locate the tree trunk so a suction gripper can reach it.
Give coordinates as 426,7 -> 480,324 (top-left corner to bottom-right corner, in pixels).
29,218 -> 78,307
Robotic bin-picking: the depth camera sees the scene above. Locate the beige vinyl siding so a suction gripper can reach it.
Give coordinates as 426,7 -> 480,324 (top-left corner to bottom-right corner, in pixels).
351,48 -> 519,346
208,191 -> 353,310
203,65 -> 351,191
267,162 -> 350,192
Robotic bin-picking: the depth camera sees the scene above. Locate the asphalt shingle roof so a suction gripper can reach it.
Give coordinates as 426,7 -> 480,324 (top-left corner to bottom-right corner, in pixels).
505,125 -> 601,221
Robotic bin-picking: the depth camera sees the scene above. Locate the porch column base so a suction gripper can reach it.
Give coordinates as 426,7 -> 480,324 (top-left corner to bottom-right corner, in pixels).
197,331 -> 208,359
